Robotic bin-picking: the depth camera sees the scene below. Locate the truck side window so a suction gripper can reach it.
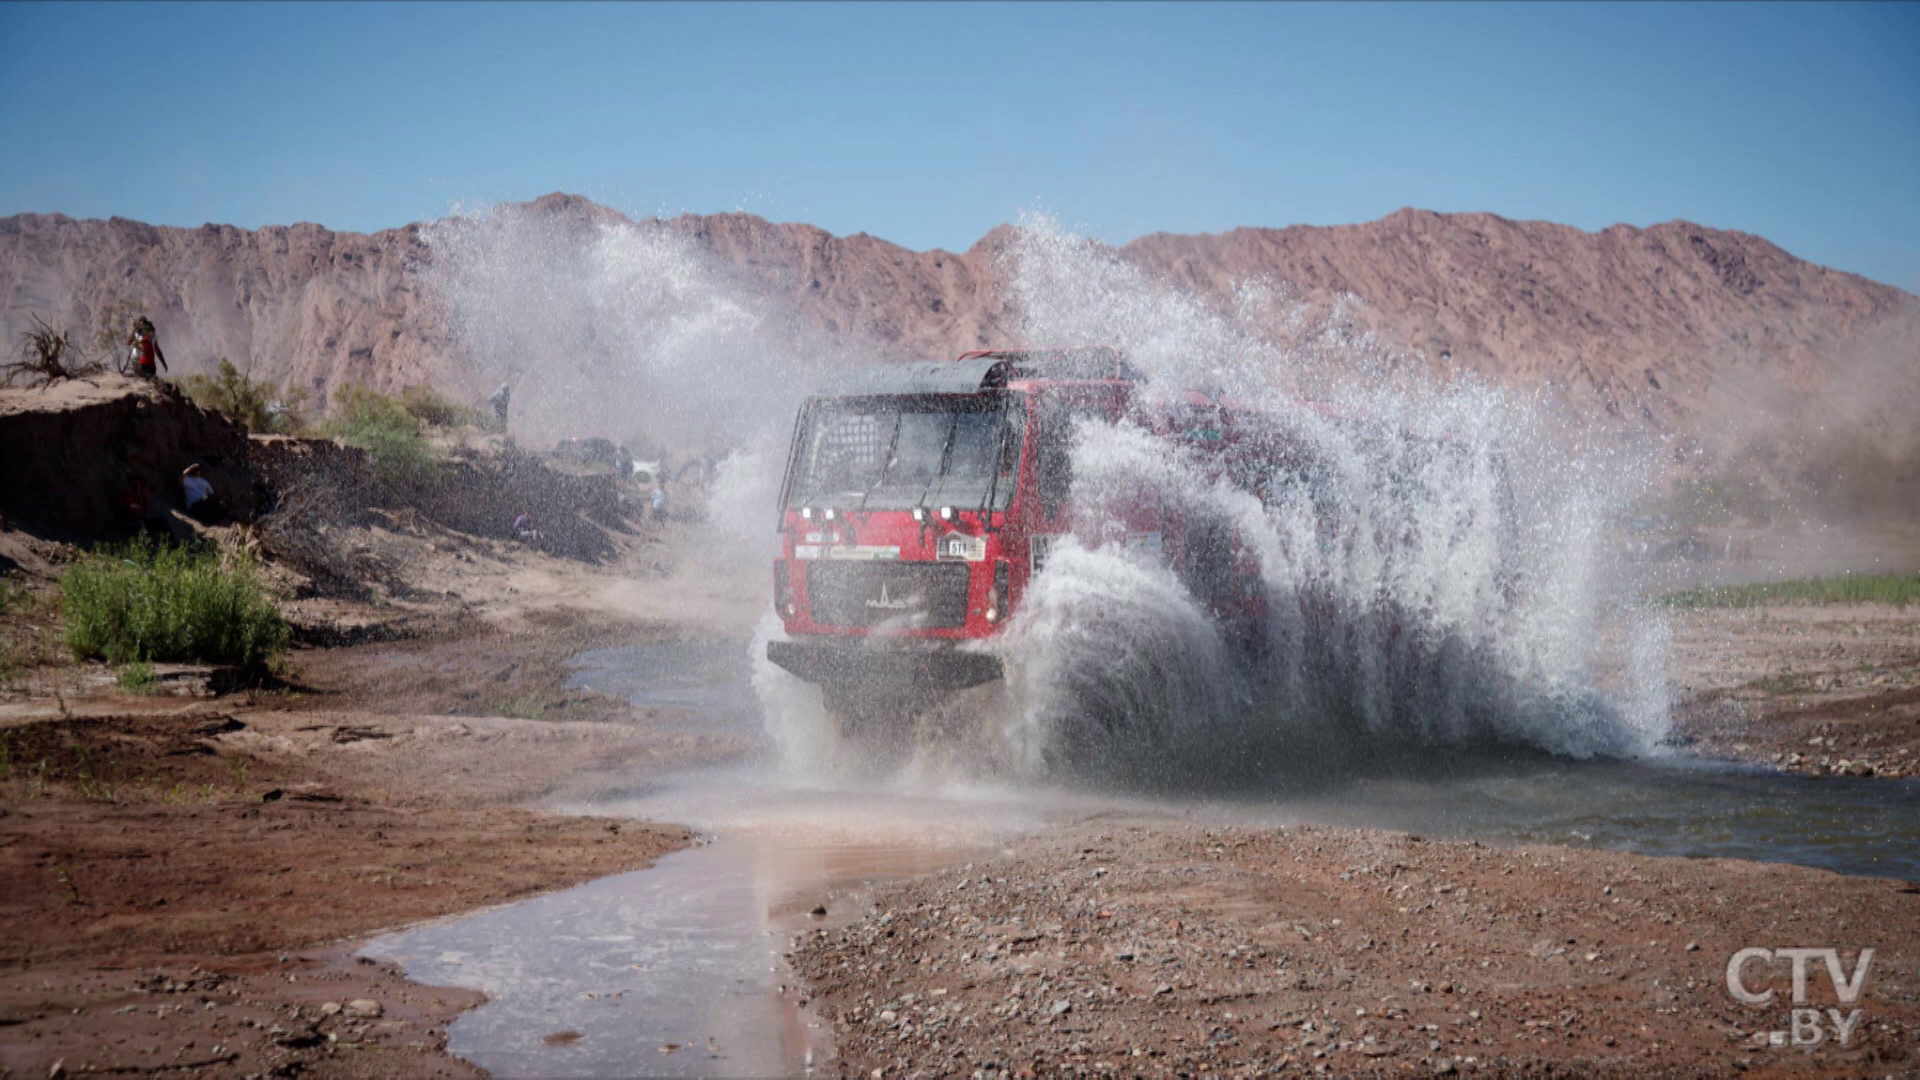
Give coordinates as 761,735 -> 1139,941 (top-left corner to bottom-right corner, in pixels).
1034,398 -> 1073,514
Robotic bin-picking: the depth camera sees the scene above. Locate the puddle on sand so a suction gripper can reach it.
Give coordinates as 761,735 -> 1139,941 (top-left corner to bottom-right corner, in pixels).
566,642 -> 759,733
362,823 -> 989,1078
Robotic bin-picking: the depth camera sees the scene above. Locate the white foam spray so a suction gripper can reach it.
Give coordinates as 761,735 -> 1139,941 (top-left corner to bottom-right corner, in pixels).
423,201 -> 836,455
980,215 -> 1670,782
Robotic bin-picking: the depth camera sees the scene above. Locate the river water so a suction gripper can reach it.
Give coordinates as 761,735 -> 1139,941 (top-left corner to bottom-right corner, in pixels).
361,640 -> 1920,1077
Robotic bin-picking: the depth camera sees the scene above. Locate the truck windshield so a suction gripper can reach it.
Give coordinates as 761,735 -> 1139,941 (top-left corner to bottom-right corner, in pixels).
787,396 -> 1019,510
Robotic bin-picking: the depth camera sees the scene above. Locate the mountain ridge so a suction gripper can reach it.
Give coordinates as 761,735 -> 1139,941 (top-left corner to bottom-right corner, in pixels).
2,195 -> 1912,451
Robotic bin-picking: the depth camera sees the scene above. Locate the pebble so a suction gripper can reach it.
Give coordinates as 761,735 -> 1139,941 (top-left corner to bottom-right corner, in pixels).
318,1002 -> 342,1017
1050,1000 -> 1072,1016
343,999 -> 382,1019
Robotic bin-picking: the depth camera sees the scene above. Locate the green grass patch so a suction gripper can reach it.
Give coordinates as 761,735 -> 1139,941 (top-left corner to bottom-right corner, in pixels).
61,540 -> 289,667
398,385 -> 483,429
1663,573 -> 1920,610
116,660 -> 158,694
326,384 -> 443,488
495,691 -> 549,720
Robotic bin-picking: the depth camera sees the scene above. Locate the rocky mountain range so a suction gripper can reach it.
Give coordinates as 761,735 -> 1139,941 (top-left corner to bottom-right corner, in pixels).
2,194 -> 1913,461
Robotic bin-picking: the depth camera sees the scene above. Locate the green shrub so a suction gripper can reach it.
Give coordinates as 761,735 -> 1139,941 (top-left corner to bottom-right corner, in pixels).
61,540 -> 289,667
326,385 -> 441,488
177,358 -> 308,434
399,385 -> 483,429
116,660 -> 158,693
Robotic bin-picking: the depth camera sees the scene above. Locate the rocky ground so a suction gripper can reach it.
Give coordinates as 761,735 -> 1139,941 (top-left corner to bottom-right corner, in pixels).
0,615 -> 722,1080
784,596 -> 1920,1080
790,824 -> 1919,1079
1668,603 -> 1920,778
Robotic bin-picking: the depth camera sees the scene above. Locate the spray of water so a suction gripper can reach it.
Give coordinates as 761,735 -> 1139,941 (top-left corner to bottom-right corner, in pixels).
423,200 -> 840,548
984,215 -> 1669,781
426,202 -> 1670,787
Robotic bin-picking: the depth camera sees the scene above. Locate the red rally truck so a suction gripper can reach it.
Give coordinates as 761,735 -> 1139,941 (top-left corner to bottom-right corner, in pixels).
765,346 -> 1289,730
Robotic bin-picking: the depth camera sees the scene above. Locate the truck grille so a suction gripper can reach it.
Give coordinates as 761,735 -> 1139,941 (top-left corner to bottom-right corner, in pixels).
806,562 -> 971,628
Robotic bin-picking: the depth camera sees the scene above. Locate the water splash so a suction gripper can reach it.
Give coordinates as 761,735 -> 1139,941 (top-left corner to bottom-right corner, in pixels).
425,202 -> 1669,784
987,215 -> 1669,777
423,202 -> 833,454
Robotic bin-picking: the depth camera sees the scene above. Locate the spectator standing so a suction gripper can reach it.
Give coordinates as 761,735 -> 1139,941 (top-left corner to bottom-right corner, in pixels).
127,316 -> 167,379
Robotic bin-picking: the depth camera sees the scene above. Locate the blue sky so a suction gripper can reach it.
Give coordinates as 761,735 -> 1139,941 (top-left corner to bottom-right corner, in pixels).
2,2 -> 1915,288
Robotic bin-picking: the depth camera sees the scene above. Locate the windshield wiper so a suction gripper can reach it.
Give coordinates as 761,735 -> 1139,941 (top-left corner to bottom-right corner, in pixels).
977,404 -> 1010,532
854,411 -> 906,515
915,412 -> 964,516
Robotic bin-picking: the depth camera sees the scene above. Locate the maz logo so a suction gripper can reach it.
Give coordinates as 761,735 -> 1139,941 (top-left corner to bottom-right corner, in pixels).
865,582 -> 918,611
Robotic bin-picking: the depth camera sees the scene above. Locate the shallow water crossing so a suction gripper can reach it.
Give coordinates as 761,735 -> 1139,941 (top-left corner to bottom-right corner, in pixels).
364,641 -> 1920,1076
362,823 -> 988,1077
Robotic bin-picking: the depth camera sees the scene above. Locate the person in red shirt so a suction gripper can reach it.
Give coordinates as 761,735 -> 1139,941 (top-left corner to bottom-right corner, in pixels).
128,316 -> 167,378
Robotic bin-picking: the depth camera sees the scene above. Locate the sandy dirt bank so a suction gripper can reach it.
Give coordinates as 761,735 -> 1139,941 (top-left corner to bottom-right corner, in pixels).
0,600 -> 730,1078
791,822 -> 1919,1079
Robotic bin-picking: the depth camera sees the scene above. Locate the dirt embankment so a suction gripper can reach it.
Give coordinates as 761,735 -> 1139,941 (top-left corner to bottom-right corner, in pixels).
792,824 -> 1920,1079
0,375 -> 255,536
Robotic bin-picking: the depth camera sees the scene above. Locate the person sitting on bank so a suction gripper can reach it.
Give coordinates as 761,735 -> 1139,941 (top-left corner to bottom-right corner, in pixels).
128,316 -> 168,379
120,476 -> 169,540
181,464 -> 220,522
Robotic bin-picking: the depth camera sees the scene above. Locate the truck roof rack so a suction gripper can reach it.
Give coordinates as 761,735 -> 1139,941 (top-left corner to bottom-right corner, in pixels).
814,347 -> 1140,398
959,346 -> 1139,386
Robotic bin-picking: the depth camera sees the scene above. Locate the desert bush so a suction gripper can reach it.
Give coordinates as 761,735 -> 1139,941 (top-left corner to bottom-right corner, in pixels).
258,482 -> 367,598
116,660 -> 158,693
4,314 -> 101,387
326,384 -> 441,487
61,539 -> 289,667
177,358 -> 309,433
399,385 -> 483,429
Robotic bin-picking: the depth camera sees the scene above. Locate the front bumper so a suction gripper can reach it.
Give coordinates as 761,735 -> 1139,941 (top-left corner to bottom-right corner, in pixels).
766,637 -> 1003,691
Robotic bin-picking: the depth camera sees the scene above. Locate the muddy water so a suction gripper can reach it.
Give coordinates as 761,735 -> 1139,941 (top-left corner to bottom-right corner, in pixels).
366,641 -> 1920,1077
361,827 -> 981,1077
1190,752 -> 1920,880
